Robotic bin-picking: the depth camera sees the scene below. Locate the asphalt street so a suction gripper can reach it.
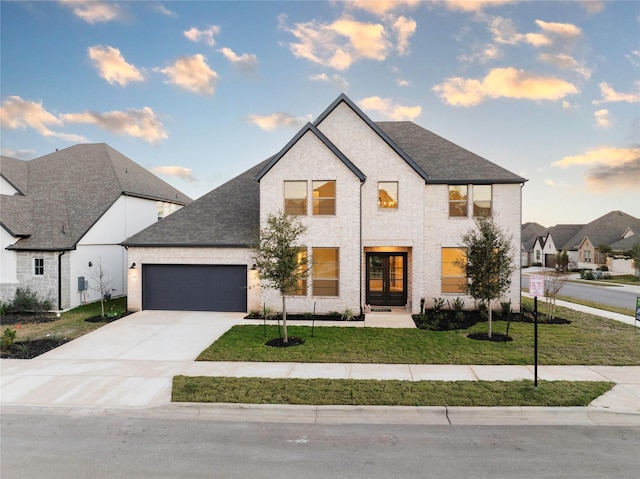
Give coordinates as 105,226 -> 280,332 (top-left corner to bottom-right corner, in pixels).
1,411 -> 638,479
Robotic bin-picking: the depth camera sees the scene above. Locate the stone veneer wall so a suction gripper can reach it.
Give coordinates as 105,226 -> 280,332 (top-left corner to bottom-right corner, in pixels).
14,251 -> 60,307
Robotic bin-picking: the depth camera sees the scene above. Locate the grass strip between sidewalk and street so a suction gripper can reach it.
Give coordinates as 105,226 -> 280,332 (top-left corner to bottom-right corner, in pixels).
196,301 -> 639,366
172,377 -> 614,407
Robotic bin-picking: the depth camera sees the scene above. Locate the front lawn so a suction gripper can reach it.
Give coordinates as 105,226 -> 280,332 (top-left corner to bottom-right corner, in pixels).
172,377 -> 614,407
197,301 -> 639,366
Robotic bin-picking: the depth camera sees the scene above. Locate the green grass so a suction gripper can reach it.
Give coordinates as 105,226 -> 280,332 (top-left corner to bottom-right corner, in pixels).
197,299 -> 639,366
172,376 -> 614,407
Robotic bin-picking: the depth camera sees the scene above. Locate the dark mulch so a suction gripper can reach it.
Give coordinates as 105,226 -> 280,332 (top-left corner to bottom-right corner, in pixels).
467,332 -> 513,342
265,337 -> 305,347
413,310 -> 570,330
1,338 -> 71,359
0,311 -> 58,326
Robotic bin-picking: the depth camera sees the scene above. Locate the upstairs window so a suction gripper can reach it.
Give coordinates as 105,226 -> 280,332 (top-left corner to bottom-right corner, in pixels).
284,181 -> 307,215
449,185 -> 468,217
312,247 -> 339,296
441,248 -> 466,293
473,185 -> 492,217
312,181 -> 336,215
34,258 -> 44,276
378,182 -> 398,209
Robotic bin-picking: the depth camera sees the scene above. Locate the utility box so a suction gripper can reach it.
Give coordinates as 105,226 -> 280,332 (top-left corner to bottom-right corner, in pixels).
78,276 -> 88,291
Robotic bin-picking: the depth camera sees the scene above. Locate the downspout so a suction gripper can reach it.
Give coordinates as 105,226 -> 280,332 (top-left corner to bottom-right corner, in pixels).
360,180 -> 364,316
519,182 -> 524,311
58,251 -> 65,310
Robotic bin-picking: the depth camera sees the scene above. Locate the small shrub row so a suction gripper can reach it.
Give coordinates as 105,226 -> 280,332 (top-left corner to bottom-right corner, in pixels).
1,287 -> 53,314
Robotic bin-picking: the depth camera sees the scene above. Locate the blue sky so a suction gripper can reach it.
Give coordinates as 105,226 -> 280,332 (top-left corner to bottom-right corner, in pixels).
1,0 -> 638,227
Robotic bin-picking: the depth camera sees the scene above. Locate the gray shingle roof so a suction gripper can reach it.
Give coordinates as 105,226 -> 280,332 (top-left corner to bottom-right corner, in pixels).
1,144 -> 191,251
563,210 -> 640,250
0,155 -> 29,194
377,122 -> 526,184
521,222 -> 547,249
123,159 -> 267,247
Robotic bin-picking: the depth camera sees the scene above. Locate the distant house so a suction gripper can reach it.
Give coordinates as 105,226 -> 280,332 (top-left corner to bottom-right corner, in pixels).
0,144 -> 191,309
123,94 -> 526,315
521,222 -> 546,266
523,211 -> 640,274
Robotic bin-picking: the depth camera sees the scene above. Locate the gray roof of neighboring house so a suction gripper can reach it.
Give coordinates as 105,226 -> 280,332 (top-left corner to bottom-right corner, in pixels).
0,155 -> 29,194
521,222 -> 547,250
123,159 -> 267,247
563,210 -> 640,251
546,224 -> 584,251
1,144 -> 191,251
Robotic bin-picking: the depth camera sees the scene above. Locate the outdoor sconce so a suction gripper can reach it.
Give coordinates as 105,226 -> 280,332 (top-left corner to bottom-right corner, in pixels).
251,264 -> 257,271
129,263 -> 136,269
88,261 -> 93,267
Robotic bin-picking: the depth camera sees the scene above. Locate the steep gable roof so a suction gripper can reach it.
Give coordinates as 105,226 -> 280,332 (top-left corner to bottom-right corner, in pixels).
1,144 -> 191,251
547,224 -> 584,251
123,159 -> 267,247
564,210 -> 640,250
254,122 -> 365,182
521,222 -> 547,249
0,155 -> 29,194
377,122 -> 526,184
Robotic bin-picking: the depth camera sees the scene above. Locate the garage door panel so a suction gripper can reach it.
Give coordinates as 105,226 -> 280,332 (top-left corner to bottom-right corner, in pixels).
143,264 -> 247,312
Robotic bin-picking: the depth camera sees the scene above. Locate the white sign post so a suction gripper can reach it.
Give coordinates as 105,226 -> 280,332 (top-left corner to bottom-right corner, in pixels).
529,275 -> 545,390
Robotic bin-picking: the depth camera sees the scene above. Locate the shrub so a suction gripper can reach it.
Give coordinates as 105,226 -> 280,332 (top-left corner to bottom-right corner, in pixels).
8,287 -> 53,312
1,327 -> 17,352
341,308 -> 356,321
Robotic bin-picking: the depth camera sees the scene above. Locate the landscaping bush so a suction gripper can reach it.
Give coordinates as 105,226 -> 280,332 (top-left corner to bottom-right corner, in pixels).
6,287 -> 52,312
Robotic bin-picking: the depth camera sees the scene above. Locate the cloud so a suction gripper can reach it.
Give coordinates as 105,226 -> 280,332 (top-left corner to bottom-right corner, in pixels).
61,107 -> 168,143
58,0 -> 122,24
580,1 -> 605,14
151,3 -> 177,17
433,67 -> 578,107
396,78 -> 411,87
359,96 -> 422,121
247,112 -> 312,131
279,14 -> 392,70
345,0 -> 422,15
594,109 -> 611,129
627,50 -> 640,67
0,96 -> 85,142
150,166 -> 196,182
155,55 -> 218,95
392,16 -> 416,55
458,43 -> 501,64
308,73 -> 349,90
552,146 -> 640,191
592,82 -> 640,105
1,147 -> 36,160
184,25 -> 220,46
218,47 -> 259,76
87,45 -> 145,86
439,0 -> 515,12
535,20 -> 582,38
537,53 -> 591,79
489,17 -> 580,49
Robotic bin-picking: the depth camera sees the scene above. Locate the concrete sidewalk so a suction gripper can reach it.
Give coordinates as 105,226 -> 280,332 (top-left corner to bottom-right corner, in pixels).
1,309 -> 638,425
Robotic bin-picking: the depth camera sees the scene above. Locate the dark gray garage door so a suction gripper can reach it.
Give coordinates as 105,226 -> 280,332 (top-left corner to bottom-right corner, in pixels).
142,264 -> 247,312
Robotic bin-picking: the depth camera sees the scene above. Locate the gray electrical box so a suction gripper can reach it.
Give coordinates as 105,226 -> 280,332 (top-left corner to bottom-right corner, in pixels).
78,276 -> 88,291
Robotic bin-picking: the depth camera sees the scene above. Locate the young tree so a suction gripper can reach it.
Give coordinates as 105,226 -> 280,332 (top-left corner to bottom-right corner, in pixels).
543,271 -> 569,320
252,211 -> 307,344
458,216 -> 516,339
87,259 -> 115,319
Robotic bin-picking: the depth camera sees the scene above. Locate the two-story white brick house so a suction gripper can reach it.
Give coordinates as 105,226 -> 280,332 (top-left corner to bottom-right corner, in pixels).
0,144 -> 191,310
123,94 -> 526,315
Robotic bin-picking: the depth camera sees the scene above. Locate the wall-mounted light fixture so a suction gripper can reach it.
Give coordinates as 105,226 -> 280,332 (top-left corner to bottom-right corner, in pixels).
129,263 -> 136,269
251,264 -> 257,271
88,261 -> 93,267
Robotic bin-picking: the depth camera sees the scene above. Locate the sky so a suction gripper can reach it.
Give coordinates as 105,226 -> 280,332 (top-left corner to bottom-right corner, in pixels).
1,0 -> 639,227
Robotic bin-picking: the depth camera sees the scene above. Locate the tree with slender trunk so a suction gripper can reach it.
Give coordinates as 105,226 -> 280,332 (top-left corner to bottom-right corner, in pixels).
252,211 -> 307,344
457,216 -> 515,339
88,259 -> 115,319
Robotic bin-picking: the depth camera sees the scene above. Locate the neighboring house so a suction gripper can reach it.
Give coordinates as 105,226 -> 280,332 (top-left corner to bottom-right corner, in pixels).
521,222 -> 547,266
124,94 -> 526,315
0,144 -> 191,310
525,211 -> 640,273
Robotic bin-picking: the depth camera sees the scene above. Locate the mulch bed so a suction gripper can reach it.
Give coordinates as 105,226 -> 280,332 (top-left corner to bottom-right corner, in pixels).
265,336 -> 305,347
2,338 -> 71,359
245,313 -> 365,322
